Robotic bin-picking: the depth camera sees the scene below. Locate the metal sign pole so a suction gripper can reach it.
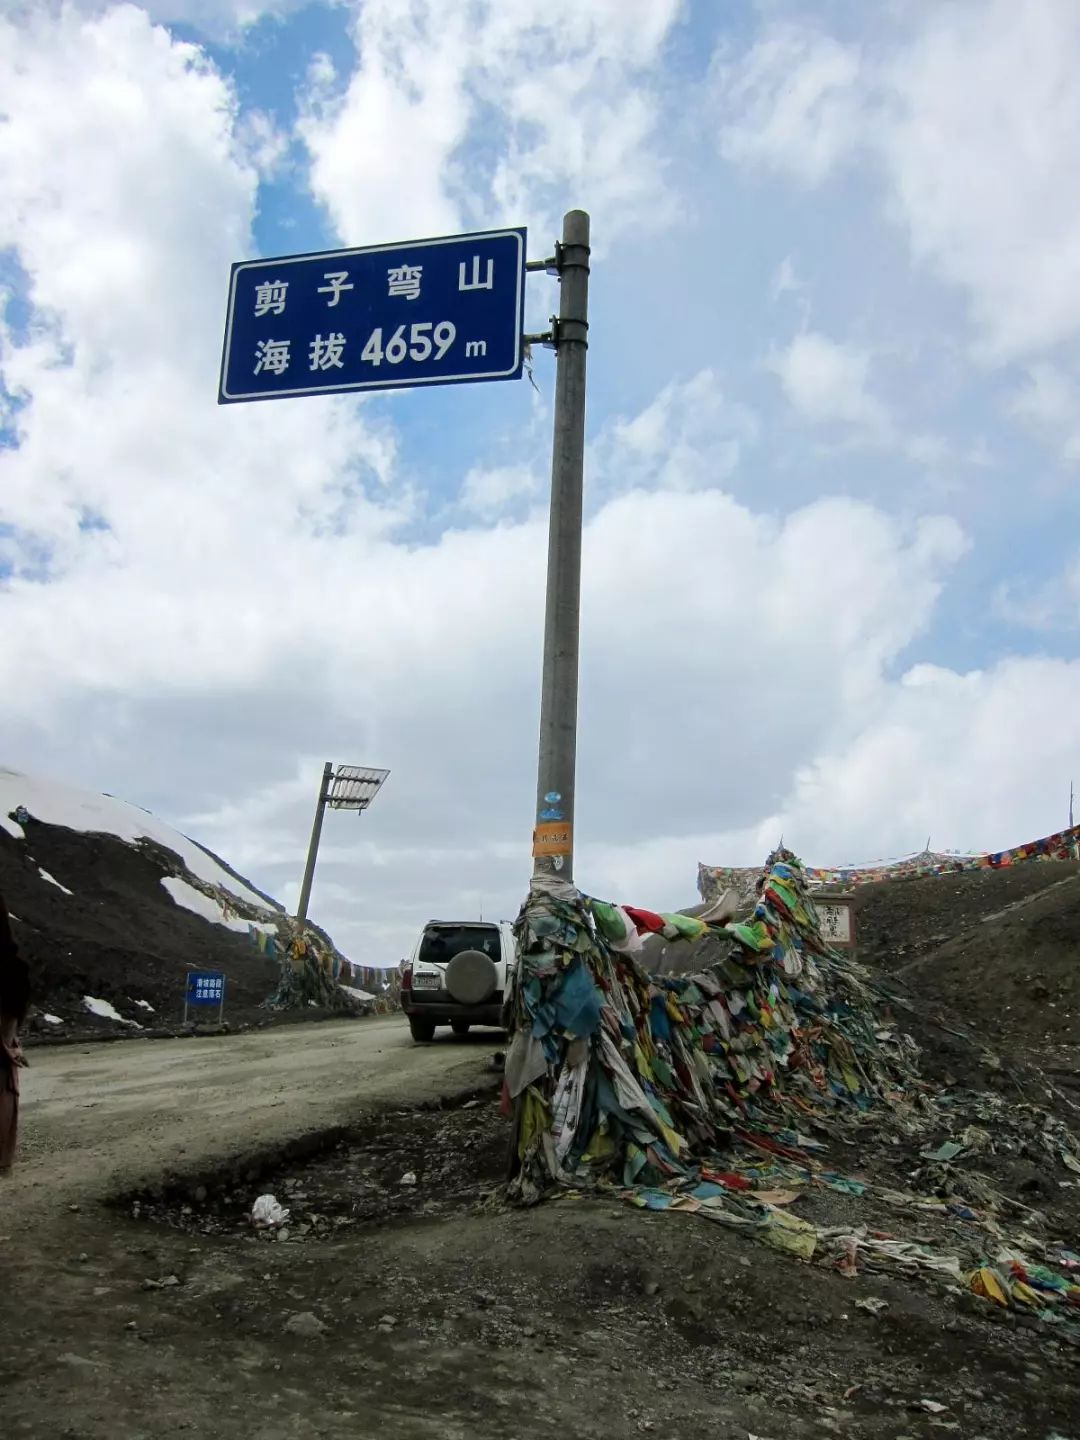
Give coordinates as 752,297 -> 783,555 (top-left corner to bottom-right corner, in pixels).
296,761 -> 332,922
532,210 -> 591,886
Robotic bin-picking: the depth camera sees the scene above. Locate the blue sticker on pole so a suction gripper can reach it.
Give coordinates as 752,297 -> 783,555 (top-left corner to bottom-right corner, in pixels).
219,228 -> 527,403
186,970 -> 225,1006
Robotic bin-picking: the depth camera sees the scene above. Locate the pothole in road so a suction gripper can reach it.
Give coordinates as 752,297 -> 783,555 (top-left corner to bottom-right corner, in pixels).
118,1085 -> 509,1241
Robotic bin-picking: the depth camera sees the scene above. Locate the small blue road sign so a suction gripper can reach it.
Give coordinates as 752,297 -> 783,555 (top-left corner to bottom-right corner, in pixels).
186,970 -> 225,1006
219,228 -> 527,403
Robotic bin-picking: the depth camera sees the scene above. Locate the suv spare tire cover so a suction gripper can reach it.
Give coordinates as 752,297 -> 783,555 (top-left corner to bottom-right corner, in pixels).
445,949 -> 497,1005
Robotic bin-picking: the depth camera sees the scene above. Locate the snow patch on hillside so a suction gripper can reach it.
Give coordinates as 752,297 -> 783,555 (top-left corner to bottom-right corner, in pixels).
84,995 -> 139,1026
161,875 -> 269,933
339,984 -> 374,1004
0,768 -> 273,910
39,868 -> 73,895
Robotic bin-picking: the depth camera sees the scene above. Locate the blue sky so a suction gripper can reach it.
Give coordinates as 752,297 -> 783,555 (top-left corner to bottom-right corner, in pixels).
198,0 -> 1078,671
3,0 -> 1080,964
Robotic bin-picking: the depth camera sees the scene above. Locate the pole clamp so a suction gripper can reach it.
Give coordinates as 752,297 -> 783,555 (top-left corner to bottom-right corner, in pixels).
550,315 -> 589,350
554,239 -> 591,275
526,240 -> 591,276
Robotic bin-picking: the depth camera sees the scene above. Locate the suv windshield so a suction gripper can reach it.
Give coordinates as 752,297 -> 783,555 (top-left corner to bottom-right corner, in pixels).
419,924 -> 499,966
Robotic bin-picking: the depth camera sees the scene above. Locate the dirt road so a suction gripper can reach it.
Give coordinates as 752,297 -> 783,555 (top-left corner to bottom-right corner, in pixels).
4,1021 -> 1079,1440
12,1017 -> 495,1212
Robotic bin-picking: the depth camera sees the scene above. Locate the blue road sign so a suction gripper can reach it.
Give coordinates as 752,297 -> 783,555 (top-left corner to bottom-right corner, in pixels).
219,228 -> 527,403
186,970 -> 225,1006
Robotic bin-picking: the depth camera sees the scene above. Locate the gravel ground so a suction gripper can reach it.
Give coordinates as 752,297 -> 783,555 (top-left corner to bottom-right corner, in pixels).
4,1016 -> 1080,1439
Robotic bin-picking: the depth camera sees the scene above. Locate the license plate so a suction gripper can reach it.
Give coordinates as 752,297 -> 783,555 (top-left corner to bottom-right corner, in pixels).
412,971 -> 441,990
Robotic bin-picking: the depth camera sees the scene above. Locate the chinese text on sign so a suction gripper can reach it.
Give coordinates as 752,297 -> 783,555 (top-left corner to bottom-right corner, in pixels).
186,970 -> 226,1006
219,229 -> 526,403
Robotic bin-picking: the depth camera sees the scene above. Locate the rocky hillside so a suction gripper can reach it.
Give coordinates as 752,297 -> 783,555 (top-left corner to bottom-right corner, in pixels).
853,860 -> 1080,1050
0,767 -> 366,1040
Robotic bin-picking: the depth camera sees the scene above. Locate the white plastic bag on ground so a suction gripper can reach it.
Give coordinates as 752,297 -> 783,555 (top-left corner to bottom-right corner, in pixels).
251,1194 -> 290,1229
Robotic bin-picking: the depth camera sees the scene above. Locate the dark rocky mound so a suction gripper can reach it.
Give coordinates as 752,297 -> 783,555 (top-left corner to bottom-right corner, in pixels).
853,863 -> 1080,1051
0,813 -> 358,1042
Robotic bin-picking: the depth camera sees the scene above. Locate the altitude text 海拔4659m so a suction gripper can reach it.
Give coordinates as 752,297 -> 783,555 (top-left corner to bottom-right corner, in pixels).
218,228 -> 526,403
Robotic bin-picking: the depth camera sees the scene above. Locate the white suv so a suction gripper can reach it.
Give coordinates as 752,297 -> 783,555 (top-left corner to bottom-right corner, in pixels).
401,919 -> 515,1043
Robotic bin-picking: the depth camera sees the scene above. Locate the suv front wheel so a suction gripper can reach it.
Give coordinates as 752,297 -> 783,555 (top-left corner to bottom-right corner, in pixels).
408,1015 -> 436,1043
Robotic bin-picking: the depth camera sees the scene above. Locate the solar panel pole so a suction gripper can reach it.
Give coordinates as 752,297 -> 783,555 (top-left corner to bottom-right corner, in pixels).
296,761 -> 332,922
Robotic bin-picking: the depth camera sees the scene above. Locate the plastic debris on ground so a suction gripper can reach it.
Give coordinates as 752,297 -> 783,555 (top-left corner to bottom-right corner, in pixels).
855,1297 -> 888,1315
504,849 -> 1080,1341
250,1194 -> 290,1229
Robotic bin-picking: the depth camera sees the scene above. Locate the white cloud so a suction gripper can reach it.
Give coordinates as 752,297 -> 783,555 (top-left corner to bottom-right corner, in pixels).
236,109 -> 291,180
4,486 -> 965,946
780,656 -> 1080,861
0,5 -> 401,576
0,6 -> 254,375
880,0 -> 1080,362
770,255 -> 805,304
713,22 -> 867,187
995,550 -> 1080,631
57,0 -> 308,40
715,1 -> 1080,362
594,648 -> 1080,903
769,330 -> 888,434
0,0 -> 970,951
1011,362 -> 1080,463
1012,363 -> 1077,430
297,3 -> 471,244
595,370 -> 757,496
297,0 -> 683,247
459,464 -> 541,519
4,1 -> 1077,971
903,433 -> 951,468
